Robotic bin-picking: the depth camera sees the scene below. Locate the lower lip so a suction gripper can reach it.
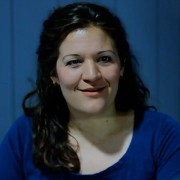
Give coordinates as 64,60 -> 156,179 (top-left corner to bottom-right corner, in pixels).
80,88 -> 105,97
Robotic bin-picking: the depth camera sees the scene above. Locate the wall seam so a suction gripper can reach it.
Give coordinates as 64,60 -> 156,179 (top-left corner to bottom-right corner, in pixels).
10,0 -> 15,122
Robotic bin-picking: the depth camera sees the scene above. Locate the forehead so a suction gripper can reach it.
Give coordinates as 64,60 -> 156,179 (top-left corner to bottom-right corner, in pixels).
59,26 -> 116,54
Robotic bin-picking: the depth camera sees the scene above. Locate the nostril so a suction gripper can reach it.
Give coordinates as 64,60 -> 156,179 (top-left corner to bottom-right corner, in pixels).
82,71 -> 101,82
83,72 -> 102,82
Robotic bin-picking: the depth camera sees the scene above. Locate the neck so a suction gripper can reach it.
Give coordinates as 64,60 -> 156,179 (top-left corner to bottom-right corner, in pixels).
68,107 -> 134,140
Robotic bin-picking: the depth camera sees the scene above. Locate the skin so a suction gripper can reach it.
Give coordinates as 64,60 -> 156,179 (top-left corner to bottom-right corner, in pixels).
51,26 -> 134,174
52,26 -> 123,117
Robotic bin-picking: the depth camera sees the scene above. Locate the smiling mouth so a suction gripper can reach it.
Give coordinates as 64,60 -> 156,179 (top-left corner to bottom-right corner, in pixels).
79,87 -> 105,92
78,87 -> 106,97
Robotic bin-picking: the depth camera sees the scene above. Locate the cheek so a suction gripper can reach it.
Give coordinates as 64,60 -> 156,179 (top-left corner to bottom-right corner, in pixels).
57,69 -> 80,89
104,66 -> 121,83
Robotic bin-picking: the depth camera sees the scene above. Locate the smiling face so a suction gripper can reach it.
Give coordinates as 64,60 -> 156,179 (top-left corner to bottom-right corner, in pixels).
51,26 -> 124,117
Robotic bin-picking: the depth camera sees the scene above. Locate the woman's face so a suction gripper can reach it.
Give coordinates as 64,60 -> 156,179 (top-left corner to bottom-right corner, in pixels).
51,26 -> 124,116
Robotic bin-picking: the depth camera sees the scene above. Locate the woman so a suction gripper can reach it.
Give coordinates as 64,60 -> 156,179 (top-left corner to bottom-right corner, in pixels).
0,2 -> 179,179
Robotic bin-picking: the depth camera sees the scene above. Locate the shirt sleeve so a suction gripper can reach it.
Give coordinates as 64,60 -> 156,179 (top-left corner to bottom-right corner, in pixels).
155,116 -> 180,180
0,116 -> 30,179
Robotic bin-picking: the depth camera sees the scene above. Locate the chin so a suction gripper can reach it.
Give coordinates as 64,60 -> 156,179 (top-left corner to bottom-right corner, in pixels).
68,100 -> 114,116
79,103 -> 109,115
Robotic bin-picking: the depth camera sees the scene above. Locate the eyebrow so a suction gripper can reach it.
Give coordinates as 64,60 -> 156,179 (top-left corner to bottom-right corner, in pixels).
62,54 -> 80,61
62,50 -> 117,61
97,50 -> 117,56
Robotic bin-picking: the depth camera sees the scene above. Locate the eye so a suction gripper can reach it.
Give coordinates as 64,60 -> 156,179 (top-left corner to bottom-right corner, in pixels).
97,56 -> 112,63
66,60 -> 82,67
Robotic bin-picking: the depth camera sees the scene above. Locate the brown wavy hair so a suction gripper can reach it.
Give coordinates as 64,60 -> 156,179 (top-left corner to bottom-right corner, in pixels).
23,2 -> 150,173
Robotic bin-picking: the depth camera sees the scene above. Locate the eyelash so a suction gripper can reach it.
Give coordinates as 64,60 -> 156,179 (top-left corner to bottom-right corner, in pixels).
97,56 -> 112,63
66,60 -> 82,66
65,56 -> 113,67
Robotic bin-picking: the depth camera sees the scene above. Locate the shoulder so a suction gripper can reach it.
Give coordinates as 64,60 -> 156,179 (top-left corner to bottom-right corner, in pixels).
143,110 -> 177,122
0,115 -> 32,152
12,114 -> 32,127
136,110 -> 180,156
134,110 -> 180,149
139,110 -> 180,145
12,115 -> 32,131
4,115 -> 32,142
142,110 -> 180,145
140,110 -> 180,131
0,115 -> 33,179
139,110 -> 180,179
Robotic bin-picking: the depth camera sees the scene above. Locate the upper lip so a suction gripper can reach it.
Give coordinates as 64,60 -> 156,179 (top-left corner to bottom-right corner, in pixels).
78,87 -> 106,92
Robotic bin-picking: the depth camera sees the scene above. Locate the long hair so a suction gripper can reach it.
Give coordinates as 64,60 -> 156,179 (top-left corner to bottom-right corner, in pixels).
23,2 -> 150,172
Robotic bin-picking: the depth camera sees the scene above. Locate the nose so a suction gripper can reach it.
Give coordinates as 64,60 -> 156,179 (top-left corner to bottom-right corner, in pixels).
82,60 -> 102,82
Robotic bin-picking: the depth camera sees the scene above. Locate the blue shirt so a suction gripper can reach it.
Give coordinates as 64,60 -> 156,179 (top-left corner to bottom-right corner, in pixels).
0,110 -> 180,180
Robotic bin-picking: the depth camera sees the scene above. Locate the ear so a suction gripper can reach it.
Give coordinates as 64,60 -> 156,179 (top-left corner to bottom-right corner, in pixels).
50,76 -> 60,85
119,66 -> 124,78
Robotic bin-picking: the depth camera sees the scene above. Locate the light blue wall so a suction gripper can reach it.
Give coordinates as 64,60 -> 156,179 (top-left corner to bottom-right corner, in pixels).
0,0 -> 180,141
